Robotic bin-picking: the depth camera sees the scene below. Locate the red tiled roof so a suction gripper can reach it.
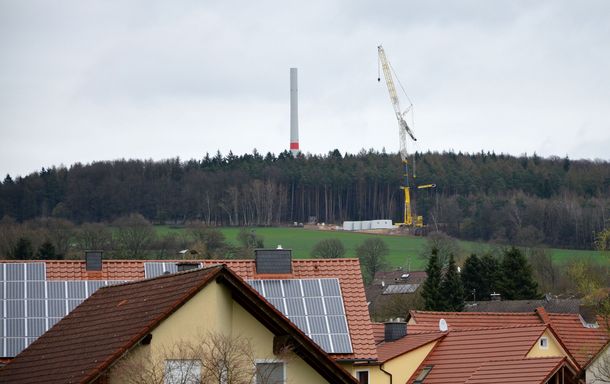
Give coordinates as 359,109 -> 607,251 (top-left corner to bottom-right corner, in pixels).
0,266 -> 220,384
0,265 -> 358,384
407,309 -> 609,368
547,312 -> 610,367
406,325 -> 549,384
0,258 -> 377,361
376,332 -> 444,362
464,357 -> 567,384
0,259 -> 146,281
372,322 -> 385,344
407,310 -> 542,333
216,259 -> 377,361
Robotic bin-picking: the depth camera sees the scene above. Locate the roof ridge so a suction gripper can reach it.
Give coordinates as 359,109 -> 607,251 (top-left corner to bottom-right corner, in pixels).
547,312 -> 581,317
95,264 -> 224,290
446,323 -> 547,333
406,329 -> 446,335
412,310 -> 539,316
378,332 -> 445,345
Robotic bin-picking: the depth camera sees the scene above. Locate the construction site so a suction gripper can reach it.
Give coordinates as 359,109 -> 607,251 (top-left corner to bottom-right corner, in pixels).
291,46 -> 437,236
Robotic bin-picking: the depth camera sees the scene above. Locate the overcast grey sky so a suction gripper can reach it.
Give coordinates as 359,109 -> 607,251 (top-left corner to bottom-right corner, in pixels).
1,0 -> 609,178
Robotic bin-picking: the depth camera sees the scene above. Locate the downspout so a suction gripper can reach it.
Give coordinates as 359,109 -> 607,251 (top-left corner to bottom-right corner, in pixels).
380,363 -> 392,384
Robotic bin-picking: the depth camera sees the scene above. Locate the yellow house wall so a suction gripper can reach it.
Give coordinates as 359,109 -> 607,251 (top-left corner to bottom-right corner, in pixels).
384,341 -> 439,384
526,330 -> 566,358
231,299 -> 328,384
107,280 -> 329,384
349,340 -> 439,384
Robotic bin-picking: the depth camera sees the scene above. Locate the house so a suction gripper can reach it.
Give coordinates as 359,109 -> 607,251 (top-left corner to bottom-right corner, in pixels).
405,324 -> 580,384
585,338 -> 610,384
365,269 -> 427,320
0,264 -> 358,383
371,328 -> 444,384
463,295 -> 582,314
0,251 -> 377,377
406,308 -> 610,369
353,317 -> 582,384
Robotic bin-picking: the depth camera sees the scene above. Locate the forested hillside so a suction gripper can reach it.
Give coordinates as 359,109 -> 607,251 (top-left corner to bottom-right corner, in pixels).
1,150 -> 608,249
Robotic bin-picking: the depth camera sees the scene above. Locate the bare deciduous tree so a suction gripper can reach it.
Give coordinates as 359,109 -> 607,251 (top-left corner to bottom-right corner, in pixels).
113,331 -> 288,384
357,238 -> 389,284
76,222 -> 113,251
113,213 -> 156,259
0,216 -> 20,259
310,238 -> 345,259
187,223 -> 228,259
420,231 -> 462,267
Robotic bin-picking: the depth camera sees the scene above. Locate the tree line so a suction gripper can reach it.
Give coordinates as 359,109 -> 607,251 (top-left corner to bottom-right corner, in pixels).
421,247 -> 539,312
1,149 -> 608,249
0,215 -> 266,261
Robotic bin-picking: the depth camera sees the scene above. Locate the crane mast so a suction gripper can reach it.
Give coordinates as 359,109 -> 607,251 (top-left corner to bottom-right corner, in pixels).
377,45 -> 419,227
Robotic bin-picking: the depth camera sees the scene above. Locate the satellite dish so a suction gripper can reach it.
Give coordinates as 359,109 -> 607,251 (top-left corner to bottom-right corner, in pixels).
439,318 -> 448,332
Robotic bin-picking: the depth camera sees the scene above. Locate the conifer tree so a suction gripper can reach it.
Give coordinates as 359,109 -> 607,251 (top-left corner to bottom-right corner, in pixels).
461,254 -> 483,301
480,254 -> 501,299
422,248 -> 443,311
441,254 -> 465,311
36,240 -> 58,260
12,238 -> 33,260
499,247 -> 539,300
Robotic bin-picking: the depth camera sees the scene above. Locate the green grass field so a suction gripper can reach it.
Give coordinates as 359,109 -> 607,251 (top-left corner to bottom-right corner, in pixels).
155,226 -> 608,270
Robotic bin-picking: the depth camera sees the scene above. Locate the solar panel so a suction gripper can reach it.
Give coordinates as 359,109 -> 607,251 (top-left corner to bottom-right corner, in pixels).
0,263 -> 128,357
247,278 -> 353,354
26,263 -> 45,280
382,284 -> 420,294
144,262 -> 183,279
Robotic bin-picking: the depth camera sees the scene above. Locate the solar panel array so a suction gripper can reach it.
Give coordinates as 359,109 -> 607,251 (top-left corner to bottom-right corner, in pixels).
0,263 -> 125,357
383,284 -> 420,294
248,278 -> 353,354
144,262 -> 202,279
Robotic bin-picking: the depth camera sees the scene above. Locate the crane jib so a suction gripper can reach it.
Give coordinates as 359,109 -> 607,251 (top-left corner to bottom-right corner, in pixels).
378,44 -> 434,229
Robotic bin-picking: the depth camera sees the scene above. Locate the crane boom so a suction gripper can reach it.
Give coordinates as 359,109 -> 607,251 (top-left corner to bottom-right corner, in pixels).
377,45 -> 416,162
377,45 -> 421,227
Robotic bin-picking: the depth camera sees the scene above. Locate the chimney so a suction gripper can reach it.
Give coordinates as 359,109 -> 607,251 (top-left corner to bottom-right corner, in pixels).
176,262 -> 201,272
255,249 -> 292,274
384,321 -> 407,342
579,304 -> 598,326
85,250 -> 103,271
289,68 -> 299,156
490,292 -> 501,301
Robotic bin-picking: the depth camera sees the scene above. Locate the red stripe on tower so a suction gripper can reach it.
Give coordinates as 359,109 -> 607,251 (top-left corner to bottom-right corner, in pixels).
290,68 -> 300,155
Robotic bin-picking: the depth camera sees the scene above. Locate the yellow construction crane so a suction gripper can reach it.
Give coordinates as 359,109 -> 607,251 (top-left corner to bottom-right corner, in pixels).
377,45 -> 435,227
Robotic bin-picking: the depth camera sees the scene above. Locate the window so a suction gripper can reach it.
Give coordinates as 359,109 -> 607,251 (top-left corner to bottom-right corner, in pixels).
256,362 -> 284,384
414,365 -> 433,384
356,370 -> 369,384
165,359 -> 202,384
539,336 -> 549,349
